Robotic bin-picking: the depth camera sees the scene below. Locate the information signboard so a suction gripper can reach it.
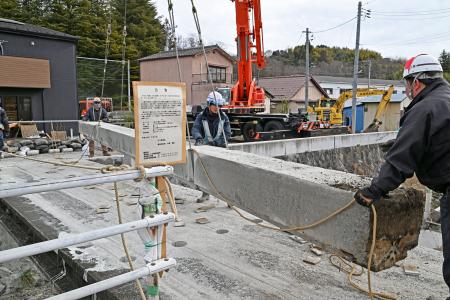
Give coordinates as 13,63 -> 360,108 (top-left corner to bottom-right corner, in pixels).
133,82 -> 186,166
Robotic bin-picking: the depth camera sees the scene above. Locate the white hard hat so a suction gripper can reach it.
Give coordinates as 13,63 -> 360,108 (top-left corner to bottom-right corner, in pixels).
93,97 -> 101,103
206,91 -> 224,106
403,54 -> 443,79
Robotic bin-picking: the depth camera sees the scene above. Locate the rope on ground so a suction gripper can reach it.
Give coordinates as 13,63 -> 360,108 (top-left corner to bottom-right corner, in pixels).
192,149 -> 395,299
113,182 -> 146,300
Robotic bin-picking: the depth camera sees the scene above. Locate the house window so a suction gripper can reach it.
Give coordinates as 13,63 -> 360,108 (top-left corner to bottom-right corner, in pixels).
323,88 -> 333,95
339,88 -> 352,94
1,96 -> 32,121
208,66 -> 227,83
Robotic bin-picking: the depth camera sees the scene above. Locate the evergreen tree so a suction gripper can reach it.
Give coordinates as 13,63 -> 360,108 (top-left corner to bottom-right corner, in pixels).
0,0 -> 22,20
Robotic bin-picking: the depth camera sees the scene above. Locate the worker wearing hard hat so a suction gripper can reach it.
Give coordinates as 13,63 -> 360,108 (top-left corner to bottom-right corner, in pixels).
192,91 -> 231,203
83,97 -> 110,157
0,99 -> 9,159
192,91 -> 231,147
355,54 -> 450,294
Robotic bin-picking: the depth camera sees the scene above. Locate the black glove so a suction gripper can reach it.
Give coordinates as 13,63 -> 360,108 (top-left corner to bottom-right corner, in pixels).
195,139 -> 203,146
380,139 -> 395,153
354,187 -> 381,207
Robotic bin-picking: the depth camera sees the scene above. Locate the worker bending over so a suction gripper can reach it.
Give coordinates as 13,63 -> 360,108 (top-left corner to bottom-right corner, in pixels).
355,54 -> 450,298
192,91 -> 231,203
83,97 -> 110,157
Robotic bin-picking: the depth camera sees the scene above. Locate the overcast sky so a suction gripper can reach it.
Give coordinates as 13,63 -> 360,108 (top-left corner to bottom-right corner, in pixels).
153,0 -> 450,60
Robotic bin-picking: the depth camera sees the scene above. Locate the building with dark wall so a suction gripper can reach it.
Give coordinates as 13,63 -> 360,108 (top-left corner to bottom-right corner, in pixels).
0,18 -> 78,133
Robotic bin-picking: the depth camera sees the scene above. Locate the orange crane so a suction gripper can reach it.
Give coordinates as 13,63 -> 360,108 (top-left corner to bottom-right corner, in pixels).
229,0 -> 266,110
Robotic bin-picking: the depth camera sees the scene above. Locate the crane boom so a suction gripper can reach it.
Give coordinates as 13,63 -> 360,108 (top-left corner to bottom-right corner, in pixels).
230,0 -> 265,109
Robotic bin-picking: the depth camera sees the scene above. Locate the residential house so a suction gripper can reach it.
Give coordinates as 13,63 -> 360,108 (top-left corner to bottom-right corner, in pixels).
139,45 -> 234,107
0,18 -> 79,132
257,75 -> 329,113
315,75 -> 405,98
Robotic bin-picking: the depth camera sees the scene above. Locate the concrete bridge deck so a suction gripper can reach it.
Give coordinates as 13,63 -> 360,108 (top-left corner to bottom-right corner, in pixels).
0,152 -> 447,299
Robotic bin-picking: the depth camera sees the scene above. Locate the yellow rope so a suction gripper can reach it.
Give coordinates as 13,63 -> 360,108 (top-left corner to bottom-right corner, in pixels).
114,182 -> 146,300
192,149 -> 395,299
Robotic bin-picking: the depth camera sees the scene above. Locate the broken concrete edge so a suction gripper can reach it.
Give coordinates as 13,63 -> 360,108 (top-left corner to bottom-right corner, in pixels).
227,131 -> 398,158
80,121 -> 425,271
0,197 -> 139,299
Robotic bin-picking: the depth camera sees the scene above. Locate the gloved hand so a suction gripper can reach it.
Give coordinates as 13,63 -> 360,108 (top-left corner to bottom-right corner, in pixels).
354,187 -> 381,207
207,141 -> 215,146
195,139 -> 203,146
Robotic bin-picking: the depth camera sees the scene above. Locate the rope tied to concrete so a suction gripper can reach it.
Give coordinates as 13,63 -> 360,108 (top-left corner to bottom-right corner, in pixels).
192,149 -> 396,300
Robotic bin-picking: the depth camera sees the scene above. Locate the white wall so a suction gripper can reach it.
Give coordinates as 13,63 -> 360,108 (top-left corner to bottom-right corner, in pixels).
319,82 -> 405,97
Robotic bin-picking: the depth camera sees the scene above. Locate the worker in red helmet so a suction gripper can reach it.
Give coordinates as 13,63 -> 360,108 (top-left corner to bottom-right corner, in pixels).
354,54 -> 450,296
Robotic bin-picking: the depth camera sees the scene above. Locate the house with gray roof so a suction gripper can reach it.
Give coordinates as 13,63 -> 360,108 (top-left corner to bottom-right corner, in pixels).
0,18 -> 79,134
139,45 -> 234,106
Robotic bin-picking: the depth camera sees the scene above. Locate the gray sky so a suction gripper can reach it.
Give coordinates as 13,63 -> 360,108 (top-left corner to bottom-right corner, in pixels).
154,0 -> 450,60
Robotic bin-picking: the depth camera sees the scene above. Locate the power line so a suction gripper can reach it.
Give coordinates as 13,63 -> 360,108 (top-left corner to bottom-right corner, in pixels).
372,7 -> 450,15
312,16 -> 357,33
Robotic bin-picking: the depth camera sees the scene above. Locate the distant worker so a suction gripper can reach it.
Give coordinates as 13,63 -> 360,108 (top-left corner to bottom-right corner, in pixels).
0,99 -> 9,159
354,54 -> 450,297
192,91 -> 231,147
83,97 -> 110,157
192,91 -> 231,203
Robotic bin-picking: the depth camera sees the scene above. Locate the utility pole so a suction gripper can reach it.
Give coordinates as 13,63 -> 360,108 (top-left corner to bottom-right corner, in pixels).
351,1 -> 362,134
127,59 -> 131,112
304,28 -> 310,109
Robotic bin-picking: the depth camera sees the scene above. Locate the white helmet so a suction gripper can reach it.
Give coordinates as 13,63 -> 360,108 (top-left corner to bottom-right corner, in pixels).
403,54 -> 443,79
206,91 -> 224,106
93,97 -> 101,103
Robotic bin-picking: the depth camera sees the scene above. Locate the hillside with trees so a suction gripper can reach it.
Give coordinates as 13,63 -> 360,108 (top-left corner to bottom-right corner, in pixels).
261,45 -> 405,80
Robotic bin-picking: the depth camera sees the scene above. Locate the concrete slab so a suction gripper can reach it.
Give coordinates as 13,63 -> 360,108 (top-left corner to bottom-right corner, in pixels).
79,122 -> 424,271
228,131 -> 397,158
0,154 -> 446,299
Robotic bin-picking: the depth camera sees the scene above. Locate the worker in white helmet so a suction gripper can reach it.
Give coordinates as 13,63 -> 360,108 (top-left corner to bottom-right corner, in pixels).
192,91 -> 231,203
192,91 -> 231,147
355,54 -> 450,296
83,97 -> 110,157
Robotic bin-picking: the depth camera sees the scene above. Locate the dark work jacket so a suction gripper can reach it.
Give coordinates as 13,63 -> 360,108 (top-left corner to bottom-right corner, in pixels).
192,107 -> 231,147
370,78 -> 450,195
83,107 -> 109,122
0,107 -> 9,132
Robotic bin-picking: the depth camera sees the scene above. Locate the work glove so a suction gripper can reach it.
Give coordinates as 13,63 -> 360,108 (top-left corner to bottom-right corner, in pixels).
380,139 -> 395,153
354,187 -> 381,207
195,139 -> 204,146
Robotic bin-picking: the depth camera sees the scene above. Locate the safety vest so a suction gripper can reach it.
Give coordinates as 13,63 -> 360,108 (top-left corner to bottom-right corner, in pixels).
202,119 -> 224,144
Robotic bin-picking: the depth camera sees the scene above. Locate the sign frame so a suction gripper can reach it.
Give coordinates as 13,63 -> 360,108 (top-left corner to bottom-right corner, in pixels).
133,81 -> 187,166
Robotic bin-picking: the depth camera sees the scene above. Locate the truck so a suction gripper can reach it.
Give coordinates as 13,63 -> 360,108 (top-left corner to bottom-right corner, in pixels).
189,0 -> 347,142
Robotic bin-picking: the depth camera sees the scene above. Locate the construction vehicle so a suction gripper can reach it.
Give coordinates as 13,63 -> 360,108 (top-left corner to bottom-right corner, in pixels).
363,86 -> 396,132
309,85 -> 395,126
190,0 -> 345,142
79,97 -> 112,119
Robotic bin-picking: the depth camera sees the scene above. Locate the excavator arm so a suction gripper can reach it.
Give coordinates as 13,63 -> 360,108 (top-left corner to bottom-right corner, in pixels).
364,85 -> 395,132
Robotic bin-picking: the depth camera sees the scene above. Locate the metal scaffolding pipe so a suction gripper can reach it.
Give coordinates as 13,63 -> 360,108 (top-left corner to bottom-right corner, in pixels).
0,166 -> 173,198
46,258 -> 177,300
0,214 -> 175,263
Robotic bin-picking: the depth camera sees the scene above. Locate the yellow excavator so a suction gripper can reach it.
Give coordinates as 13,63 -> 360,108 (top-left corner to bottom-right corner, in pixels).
308,85 -> 395,126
